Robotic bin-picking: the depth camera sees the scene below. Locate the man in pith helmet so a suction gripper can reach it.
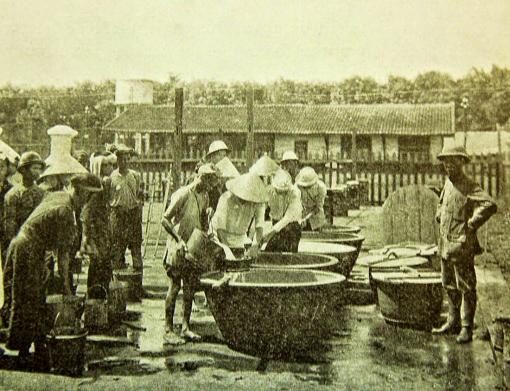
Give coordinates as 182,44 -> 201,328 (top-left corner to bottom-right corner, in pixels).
295,166 -> 327,231
1,152 -> 46,327
431,145 -> 496,343
280,150 -> 300,182
205,140 -> 229,165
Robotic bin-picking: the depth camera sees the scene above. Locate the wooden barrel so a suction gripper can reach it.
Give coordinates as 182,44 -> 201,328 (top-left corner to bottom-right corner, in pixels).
47,327 -> 88,376
84,286 -> 108,332
371,270 -> 443,330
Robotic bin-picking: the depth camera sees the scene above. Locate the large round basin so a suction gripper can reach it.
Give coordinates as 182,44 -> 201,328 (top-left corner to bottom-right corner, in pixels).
201,269 -> 346,358
303,225 -> 361,235
371,271 -> 443,330
254,252 -> 338,272
298,241 -> 358,278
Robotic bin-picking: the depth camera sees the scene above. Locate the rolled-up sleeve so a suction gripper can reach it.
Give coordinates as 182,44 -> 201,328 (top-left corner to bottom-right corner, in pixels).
163,188 -> 188,225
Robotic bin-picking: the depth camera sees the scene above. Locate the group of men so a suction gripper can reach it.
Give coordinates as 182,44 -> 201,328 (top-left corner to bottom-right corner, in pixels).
0,134 -> 499,367
0,140 -> 144,368
161,140 -> 329,344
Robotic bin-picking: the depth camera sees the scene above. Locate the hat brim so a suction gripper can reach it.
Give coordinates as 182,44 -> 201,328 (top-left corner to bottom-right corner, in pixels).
296,178 -> 318,187
437,153 -> 470,162
18,161 -> 45,170
79,185 -> 103,193
206,148 -> 229,158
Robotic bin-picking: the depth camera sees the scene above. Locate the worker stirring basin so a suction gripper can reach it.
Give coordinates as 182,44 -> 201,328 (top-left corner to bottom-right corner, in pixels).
200,268 -> 346,358
253,252 -> 339,272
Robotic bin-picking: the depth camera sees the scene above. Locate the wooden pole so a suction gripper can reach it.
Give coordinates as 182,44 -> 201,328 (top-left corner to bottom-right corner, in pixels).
173,88 -> 183,192
351,128 -> 357,179
246,87 -> 255,168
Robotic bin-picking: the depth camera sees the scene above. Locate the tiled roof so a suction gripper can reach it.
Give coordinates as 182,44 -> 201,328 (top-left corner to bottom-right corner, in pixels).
105,103 -> 455,136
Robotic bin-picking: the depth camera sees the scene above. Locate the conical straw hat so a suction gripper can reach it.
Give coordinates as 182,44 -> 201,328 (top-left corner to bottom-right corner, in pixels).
226,173 -> 268,203
40,156 -> 88,179
249,154 -> 279,176
215,157 -> 240,179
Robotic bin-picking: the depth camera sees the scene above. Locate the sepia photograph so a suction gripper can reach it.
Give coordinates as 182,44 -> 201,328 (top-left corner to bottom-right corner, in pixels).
0,0 -> 509,389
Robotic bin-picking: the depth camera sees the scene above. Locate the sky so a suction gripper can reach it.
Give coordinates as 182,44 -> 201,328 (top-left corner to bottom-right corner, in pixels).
0,0 -> 509,86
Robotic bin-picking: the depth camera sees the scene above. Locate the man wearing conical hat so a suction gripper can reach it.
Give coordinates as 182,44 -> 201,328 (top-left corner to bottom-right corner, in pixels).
260,169 -> 303,253
295,166 -> 327,231
280,150 -> 300,182
431,145 -> 496,344
210,173 -> 267,257
249,154 -> 279,181
161,163 -> 219,345
5,173 -> 102,368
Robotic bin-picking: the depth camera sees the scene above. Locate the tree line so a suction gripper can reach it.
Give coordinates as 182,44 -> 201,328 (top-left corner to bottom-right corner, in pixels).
0,66 -> 509,147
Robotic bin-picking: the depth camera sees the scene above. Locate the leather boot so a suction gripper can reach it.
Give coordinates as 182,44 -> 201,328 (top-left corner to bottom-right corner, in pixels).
457,291 -> 476,344
432,289 -> 461,334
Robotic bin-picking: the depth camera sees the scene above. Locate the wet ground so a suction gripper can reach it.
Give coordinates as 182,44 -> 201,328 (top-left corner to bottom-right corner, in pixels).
0,207 -> 504,390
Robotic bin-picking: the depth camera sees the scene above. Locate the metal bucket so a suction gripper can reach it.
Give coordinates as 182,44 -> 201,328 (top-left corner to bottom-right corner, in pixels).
186,228 -> 225,273
45,294 -> 85,333
46,313 -> 88,376
113,270 -> 142,302
84,286 -> 108,332
108,277 -> 128,321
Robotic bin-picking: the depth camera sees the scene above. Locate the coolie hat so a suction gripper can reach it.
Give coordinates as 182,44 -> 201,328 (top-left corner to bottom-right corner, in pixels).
281,150 -> 299,162
249,154 -> 279,177
437,145 -> 470,162
226,173 -> 268,203
206,140 -> 229,158
215,157 -> 240,179
295,166 -> 319,187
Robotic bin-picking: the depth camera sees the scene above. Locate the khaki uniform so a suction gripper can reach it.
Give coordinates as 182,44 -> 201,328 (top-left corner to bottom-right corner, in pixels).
436,174 -> 496,328
300,180 -> 327,231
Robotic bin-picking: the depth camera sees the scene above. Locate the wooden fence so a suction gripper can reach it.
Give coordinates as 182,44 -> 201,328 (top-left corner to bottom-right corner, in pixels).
133,152 -> 504,206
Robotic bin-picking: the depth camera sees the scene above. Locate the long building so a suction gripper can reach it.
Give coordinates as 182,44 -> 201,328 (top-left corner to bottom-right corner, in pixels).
104,102 -> 455,163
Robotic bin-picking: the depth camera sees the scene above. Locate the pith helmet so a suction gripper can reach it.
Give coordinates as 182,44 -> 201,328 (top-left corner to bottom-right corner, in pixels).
281,150 -> 299,162
226,173 -> 268,203
18,151 -> 44,170
249,154 -> 279,177
437,145 -> 470,162
296,166 -> 319,187
215,157 -> 240,179
206,140 -> 229,158
115,144 -> 134,156
271,169 -> 293,192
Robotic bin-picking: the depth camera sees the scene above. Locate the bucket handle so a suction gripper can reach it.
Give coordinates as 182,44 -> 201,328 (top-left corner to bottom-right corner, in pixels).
87,284 -> 108,301
384,251 -> 398,260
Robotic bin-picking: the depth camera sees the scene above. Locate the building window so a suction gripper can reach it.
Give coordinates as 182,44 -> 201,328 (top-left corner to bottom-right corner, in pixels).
341,135 -> 371,160
398,136 -> 430,162
294,140 -> 308,160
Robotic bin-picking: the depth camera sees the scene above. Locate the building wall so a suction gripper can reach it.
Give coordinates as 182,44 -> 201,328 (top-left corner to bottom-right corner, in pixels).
329,135 -> 342,158
274,134 -> 327,159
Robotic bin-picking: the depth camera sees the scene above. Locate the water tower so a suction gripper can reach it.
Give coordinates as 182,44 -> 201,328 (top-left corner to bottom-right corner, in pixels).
114,79 -> 154,154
